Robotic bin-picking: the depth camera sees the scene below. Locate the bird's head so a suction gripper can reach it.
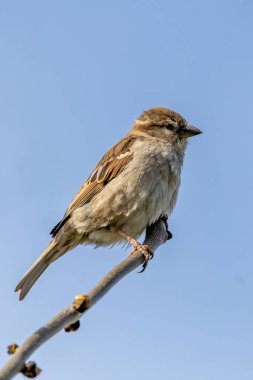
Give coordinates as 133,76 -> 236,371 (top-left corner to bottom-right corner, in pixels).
131,107 -> 202,145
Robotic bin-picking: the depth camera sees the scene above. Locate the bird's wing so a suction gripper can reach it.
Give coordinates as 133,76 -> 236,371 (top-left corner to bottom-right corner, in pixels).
50,135 -> 136,237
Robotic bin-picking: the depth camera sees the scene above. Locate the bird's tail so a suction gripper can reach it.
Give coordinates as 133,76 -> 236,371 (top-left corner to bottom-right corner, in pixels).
15,239 -> 71,300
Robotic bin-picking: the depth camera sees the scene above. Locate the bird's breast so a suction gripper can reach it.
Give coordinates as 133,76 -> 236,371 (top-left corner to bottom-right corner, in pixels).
117,141 -> 182,229
73,139 -> 183,245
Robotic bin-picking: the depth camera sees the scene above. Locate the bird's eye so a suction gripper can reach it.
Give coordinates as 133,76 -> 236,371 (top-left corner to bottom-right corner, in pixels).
164,123 -> 174,130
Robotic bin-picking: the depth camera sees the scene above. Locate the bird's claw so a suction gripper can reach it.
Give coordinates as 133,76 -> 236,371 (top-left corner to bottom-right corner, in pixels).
130,243 -> 154,273
129,243 -> 153,272
119,229 -> 154,273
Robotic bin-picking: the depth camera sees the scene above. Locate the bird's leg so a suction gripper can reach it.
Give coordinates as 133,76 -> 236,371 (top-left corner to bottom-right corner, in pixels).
117,230 -> 154,272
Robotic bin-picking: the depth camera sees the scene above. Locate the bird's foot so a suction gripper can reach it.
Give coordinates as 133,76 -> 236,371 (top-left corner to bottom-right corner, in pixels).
118,230 -> 153,272
130,243 -> 154,273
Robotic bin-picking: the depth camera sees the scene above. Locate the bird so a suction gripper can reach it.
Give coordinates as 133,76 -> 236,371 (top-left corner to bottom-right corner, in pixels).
15,107 -> 202,300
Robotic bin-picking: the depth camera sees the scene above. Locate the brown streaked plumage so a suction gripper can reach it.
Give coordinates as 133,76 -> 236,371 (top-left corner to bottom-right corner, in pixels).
15,107 -> 202,300
50,136 -> 136,237
67,136 -> 136,215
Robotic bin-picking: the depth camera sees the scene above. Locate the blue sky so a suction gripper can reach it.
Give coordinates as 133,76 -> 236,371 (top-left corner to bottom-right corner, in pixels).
0,1 -> 253,379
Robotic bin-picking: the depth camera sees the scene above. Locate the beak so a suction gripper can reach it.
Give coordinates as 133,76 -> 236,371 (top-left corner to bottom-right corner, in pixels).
179,124 -> 202,138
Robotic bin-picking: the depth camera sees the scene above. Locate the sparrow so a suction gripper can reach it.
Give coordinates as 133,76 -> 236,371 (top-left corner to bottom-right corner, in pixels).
15,107 -> 202,300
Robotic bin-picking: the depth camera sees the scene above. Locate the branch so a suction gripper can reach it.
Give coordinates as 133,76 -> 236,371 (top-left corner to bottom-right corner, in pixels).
0,218 -> 170,380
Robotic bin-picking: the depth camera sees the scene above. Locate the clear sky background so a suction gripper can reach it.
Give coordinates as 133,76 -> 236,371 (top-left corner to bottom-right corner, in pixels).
0,1 -> 252,379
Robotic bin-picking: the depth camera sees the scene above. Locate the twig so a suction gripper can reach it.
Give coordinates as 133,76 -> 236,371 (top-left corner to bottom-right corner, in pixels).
0,218 -> 169,380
